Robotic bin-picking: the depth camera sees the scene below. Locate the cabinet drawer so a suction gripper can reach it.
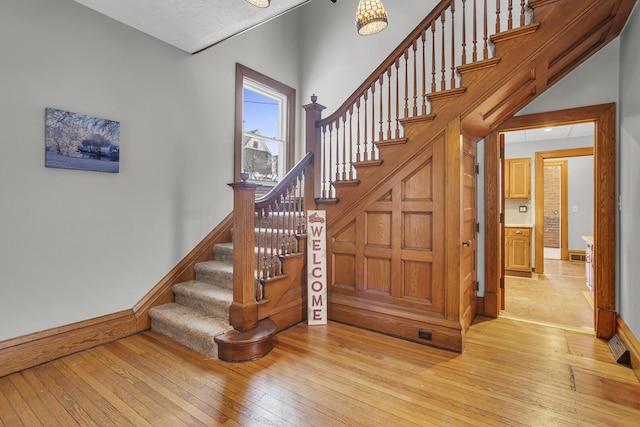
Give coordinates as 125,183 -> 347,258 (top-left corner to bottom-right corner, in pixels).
505,227 -> 531,237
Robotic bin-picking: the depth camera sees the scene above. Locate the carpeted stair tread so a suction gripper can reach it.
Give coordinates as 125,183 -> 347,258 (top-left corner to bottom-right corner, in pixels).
148,303 -> 233,358
173,280 -> 232,318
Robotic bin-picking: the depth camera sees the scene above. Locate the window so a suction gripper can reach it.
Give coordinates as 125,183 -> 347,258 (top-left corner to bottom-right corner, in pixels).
235,64 -> 295,187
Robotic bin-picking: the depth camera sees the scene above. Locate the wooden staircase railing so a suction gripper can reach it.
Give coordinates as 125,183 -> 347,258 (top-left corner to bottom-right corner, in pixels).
217,153 -> 313,361
226,153 -> 313,332
306,0 -> 532,201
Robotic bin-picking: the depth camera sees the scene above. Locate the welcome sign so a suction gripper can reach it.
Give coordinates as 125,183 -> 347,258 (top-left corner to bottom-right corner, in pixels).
307,210 -> 327,325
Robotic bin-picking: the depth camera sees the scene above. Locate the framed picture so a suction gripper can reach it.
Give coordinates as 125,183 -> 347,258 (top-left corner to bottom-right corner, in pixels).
45,107 -> 120,173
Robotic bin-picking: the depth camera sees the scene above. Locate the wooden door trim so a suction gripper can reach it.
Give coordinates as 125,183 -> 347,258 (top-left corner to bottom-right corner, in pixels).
484,103 -> 617,339
535,149 -> 592,272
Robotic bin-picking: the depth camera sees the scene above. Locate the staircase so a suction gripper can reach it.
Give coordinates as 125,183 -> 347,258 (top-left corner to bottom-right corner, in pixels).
148,244 -> 235,358
147,0 -> 636,360
302,0 -> 636,352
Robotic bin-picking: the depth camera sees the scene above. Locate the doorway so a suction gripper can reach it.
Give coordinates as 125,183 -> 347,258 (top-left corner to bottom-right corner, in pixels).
501,135 -> 595,331
484,103 -> 618,339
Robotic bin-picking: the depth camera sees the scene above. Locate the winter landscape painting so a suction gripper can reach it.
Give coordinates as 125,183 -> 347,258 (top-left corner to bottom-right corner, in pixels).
45,108 -> 120,173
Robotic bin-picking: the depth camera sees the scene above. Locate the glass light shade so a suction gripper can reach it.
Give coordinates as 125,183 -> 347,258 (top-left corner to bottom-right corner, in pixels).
245,0 -> 270,8
355,0 -> 388,35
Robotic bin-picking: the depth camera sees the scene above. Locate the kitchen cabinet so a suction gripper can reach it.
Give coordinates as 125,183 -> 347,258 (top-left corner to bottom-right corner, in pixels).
505,157 -> 531,200
505,226 -> 531,275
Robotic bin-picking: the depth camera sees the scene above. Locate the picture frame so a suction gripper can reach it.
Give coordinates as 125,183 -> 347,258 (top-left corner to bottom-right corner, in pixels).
45,107 -> 120,173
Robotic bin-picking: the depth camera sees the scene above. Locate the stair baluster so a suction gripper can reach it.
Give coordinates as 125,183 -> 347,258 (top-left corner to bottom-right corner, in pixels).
303,0 -> 534,203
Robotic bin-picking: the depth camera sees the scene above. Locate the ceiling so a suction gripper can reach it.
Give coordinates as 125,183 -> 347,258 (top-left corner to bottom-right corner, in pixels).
503,122 -> 595,144
73,0 -> 312,54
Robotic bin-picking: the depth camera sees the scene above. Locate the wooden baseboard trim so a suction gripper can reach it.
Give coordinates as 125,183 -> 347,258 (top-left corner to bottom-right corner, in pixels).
0,310 -> 136,377
505,269 -> 532,278
617,316 -> 640,382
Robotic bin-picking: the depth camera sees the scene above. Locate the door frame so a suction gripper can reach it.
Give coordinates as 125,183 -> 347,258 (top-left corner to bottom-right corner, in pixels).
535,150 -> 592,271
484,103 -> 617,339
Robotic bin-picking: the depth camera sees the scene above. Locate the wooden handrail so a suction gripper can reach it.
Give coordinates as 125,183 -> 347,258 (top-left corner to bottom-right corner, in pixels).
255,152 -> 313,209
228,152 -> 314,331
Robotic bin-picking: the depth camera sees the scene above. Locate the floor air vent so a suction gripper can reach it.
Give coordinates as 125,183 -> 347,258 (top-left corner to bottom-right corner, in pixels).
569,253 -> 586,262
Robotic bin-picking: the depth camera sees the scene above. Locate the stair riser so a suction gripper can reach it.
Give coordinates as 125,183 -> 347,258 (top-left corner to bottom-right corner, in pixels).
174,293 -> 230,319
195,266 -> 233,289
150,318 -> 219,358
214,243 -> 285,268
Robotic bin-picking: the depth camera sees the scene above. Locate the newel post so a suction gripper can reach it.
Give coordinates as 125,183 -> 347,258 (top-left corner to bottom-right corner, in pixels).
227,179 -> 260,332
302,95 -> 325,209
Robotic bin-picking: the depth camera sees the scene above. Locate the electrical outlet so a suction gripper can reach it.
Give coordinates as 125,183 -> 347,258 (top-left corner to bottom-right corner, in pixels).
418,330 -> 432,340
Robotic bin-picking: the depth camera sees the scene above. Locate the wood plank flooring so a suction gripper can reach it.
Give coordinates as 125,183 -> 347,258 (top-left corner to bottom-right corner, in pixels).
503,259 -> 594,331
1,316 -> 639,426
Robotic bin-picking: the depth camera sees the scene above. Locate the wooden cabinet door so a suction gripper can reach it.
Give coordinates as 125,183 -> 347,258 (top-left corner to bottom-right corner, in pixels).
505,158 -> 531,199
505,228 -> 531,271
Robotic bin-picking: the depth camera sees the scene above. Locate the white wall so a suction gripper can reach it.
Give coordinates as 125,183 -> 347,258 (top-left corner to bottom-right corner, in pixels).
566,156 -> 595,250
0,0 -> 303,341
619,4 -> 640,339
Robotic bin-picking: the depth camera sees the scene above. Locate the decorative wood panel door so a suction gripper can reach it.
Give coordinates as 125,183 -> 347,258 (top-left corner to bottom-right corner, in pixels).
330,135 -> 446,317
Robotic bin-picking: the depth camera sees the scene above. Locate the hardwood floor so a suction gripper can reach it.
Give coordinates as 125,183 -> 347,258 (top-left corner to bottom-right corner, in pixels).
1,316 -> 640,426
503,259 -> 594,332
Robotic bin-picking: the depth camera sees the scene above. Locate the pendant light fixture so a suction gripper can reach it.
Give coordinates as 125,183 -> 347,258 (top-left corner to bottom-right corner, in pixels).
245,0 -> 270,8
355,0 -> 388,36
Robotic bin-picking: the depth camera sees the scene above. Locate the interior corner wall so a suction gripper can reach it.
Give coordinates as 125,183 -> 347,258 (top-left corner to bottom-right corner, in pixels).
0,0 -> 303,341
619,4 -> 640,340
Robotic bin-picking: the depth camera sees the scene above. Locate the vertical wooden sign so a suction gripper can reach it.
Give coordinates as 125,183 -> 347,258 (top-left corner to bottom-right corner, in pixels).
307,210 -> 327,325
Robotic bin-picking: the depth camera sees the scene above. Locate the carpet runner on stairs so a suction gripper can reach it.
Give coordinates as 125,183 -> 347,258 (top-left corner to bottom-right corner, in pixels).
148,243 -> 236,358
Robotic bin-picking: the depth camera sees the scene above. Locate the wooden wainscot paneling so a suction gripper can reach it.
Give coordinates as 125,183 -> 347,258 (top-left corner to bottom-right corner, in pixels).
327,119 -> 469,352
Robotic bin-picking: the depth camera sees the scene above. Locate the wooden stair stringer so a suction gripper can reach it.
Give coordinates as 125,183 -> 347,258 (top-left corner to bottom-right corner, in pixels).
459,0 -> 635,137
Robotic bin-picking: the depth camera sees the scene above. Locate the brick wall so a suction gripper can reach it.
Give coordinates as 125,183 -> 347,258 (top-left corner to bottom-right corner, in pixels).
544,165 -> 561,248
